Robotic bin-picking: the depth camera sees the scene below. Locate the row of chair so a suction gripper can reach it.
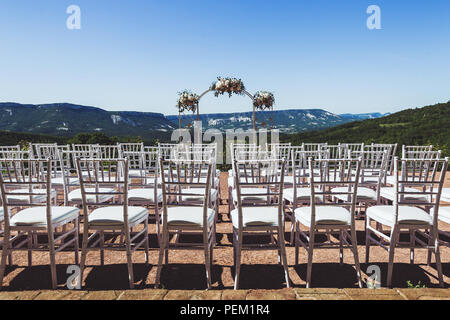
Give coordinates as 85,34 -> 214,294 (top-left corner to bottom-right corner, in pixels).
0,142 -> 448,290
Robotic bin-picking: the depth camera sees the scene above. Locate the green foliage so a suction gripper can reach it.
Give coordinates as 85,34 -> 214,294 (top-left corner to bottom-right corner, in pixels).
281,102 -> 450,157
67,132 -> 142,145
406,280 -> 426,288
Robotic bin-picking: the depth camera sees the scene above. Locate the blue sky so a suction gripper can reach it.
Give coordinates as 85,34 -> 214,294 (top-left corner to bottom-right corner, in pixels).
1,0 -> 449,115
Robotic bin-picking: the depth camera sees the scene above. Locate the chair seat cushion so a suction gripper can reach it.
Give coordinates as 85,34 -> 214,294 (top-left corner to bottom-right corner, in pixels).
332,187 -> 377,202
88,206 -> 148,226
283,176 -> 294,185
181,188 -> 218,202
441,188 -> 450,202
232,188 -> 270,203
284,188 -> 321,203
128,169 -> 145,177
431,207 -> 450,224
295,206 -> 351,227
10,206 -> 79,227
385,175 -> 396,185
380,187 -> 428,202
230,207 -> 280,228
165,206 -> 215,227
128,188 -> 162,203
68,188 -> 115,203
366,205 -> 432,226
51,177 -> 79,186
7,189 -> 56,204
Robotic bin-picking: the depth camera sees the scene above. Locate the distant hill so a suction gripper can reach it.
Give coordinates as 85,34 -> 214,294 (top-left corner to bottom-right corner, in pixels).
166,109 -> 388,132
0,102 -> 176,142
281,102 -> 450,156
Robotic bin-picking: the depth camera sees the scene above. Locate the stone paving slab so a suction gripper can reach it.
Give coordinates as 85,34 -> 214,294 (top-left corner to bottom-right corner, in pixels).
0,288 -> 449,300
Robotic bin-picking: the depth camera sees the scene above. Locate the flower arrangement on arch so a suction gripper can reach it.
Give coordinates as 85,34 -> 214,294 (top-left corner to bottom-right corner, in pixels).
253,91 -> 275,110
177,90 -> 199,113
210,77 -> 245,97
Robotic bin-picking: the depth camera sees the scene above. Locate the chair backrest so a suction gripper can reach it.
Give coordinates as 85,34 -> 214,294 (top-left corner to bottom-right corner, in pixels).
33,143 -> 59,159
59,149 -> 93,177
0,145 -> 20,152
158,143 -> 186,160
391,157 -> 448,225
302,143 -> 327,152
92,145 -> 120,159
76,158 -> 129,211
308,158 -> 362,226
118,142 -> 144,157
402,145 -> 433,159
366,143 -> 397,175
159,159 -> 213,228
343,143 -> 365,154
403,148 -> 441,160
323,144 -> 346,159
0,159 -> 53,229
71,144 -> 95,153
0,150 -> 31,160
233,158 -> 286,228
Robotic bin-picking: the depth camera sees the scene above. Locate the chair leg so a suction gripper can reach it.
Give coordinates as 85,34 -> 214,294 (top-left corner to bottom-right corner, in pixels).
204,239 -> 212,289
0,239 -> 11,288
48,234 -> 58,290
433,233 -> 444,288
365,217 -> 370,264
154,227 -> 167,288
124,229 -> 134,289
339,229 -> 344,266
306,228 -> 315,288
278,226 -> 290,288
294,222 -> 299,265
144,220 -> 150,266
409,230 -> 415,265
386,227 -> 398,288
427,229 -> 433,266
234,231 -> 242,290
74,218 -> 79,265
27,232 -> 33,267
351,227 -> 363,288
100,231 -> 105,266
79,224 -> 90,288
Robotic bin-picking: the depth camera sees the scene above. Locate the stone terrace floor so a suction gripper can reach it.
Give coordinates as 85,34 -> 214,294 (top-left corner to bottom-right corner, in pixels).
0,288 -> 450,300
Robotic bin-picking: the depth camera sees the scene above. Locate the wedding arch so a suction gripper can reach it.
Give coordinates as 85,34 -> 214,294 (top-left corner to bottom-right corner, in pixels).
177,77 -> 274,130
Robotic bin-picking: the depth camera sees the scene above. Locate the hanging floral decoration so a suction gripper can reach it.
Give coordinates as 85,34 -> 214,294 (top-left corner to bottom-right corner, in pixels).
253,91 -> 275,110
210,77 -> 245,97
177,90 -> 199,113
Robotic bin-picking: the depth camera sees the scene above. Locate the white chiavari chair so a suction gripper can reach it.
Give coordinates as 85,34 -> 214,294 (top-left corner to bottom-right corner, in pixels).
231,158 -> 290,289
380,150 -> 442,203
125,151 -> 162,243
366,157 -> 448,287
365,143 -> 397,185
0,159 -> 80,289
77,158 -> 149,289
294,158 -> 363,288
284,150 -> 326,244
155,158 -> 216,289
331,150 -> 389,218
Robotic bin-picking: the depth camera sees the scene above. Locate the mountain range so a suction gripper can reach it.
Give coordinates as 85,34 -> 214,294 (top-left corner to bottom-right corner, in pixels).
166,110 -> 389,132
0,102 -> 389,141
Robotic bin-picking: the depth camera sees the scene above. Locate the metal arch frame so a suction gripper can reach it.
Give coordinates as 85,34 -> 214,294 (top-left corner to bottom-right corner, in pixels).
178,87 -> 273,131
198,88 -> 260,130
